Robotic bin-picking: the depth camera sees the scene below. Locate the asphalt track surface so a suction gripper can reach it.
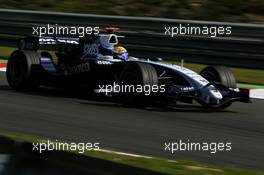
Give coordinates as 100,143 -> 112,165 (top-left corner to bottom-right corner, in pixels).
0,72 -> 263,171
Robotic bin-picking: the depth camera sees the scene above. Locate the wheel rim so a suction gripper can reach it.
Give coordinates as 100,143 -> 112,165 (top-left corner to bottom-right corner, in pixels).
119,70 -> 141,101
201,70 -> 220,84
122,71 -> 139,85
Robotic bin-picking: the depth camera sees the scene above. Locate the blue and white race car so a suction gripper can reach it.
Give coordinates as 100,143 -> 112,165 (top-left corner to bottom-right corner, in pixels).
6,27 -> 250,109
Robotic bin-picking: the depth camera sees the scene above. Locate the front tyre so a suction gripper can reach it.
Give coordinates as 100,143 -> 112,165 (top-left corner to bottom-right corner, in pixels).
6,50 -> 41,90
200,65 -> 237,88
116,62 -> 158,105
199,65 -> 237,109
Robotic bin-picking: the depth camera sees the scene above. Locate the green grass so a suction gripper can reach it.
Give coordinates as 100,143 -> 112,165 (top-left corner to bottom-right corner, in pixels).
1,46 -> 263,85
0,46 -> 15,58
0,60 -> 7,63
238,83 -> 264,89
0,130 -> 263,175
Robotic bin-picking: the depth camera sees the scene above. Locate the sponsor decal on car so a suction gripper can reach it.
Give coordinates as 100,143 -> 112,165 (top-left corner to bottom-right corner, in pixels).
81,43 -> 100,60
67,63 -> 91,75
97,60 -> 112,65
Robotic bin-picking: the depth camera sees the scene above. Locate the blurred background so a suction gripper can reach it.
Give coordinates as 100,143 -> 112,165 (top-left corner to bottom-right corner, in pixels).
0,1 -> 264,175
0,0 -> 263,23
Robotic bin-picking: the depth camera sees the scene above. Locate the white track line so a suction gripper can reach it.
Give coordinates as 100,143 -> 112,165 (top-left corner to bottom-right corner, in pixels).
99,149 -> 153,159
0,67 -> 6,72
250,89 -> 264,100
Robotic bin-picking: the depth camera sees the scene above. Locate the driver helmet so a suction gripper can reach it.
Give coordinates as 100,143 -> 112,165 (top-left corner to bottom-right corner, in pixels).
113,46 -> 129,61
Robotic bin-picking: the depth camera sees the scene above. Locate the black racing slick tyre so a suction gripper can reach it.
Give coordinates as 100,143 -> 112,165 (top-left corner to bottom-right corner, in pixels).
200,66 -> 237,88
6,50 -> 41,90
199,65 -> 237,109
117,62 -> 158,104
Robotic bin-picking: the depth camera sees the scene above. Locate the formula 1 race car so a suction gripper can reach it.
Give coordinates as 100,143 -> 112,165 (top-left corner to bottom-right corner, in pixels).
6,27 -> 250,109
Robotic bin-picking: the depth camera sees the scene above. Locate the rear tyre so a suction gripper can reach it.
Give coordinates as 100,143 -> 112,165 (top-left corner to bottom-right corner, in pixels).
6,50 -> 41,90
116,62 -> 158,105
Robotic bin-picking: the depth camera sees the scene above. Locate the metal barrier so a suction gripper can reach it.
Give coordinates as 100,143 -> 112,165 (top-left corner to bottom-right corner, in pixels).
0,8 -> 264,69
